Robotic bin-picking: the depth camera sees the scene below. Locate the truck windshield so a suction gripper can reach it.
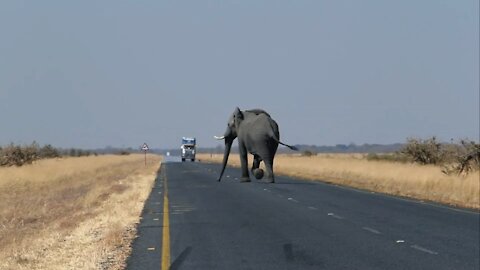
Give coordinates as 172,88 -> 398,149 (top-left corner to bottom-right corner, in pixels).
182,139 -> 195,145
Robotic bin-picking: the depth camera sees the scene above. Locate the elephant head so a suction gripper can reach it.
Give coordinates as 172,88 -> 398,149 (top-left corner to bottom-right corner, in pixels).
214,107 -> 243,181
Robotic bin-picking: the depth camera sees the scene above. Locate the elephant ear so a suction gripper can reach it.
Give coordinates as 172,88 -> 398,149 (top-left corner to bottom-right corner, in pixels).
234,107 -> 244,120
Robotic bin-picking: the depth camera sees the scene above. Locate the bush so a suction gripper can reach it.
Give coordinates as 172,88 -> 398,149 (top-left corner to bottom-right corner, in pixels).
23,141 -> 40,163
365,153 -> 409,163
39,144 -> 60,158
76,149 -> 84,157
442,140 -> 480,175
63,148 -> 94,157
301,150 -> 316,157
0,142 -> 40,166
399,137 -> 479,175
400,137 -> 444,165
0,144 -> 25,166
0,142 -> 61,167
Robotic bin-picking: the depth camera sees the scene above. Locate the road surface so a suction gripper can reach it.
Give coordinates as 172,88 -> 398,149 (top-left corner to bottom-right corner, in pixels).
127,159 -> 479,270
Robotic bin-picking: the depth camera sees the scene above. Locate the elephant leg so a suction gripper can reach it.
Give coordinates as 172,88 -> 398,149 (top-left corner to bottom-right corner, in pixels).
251,155 -> 264,180
258,140 -> 278,183
251,155 -> 261,172
264,157 -> 275,183
238,141 -> 251,182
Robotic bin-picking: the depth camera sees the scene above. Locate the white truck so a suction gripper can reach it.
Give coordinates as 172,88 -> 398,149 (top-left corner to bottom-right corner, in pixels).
181,137 -> 196,162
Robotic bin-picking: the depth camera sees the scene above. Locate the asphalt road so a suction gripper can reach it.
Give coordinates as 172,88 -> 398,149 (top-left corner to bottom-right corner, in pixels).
127,159 -> 479,270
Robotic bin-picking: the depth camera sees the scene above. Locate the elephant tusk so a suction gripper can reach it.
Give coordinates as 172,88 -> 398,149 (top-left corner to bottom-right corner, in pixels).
214,136 -> 225,140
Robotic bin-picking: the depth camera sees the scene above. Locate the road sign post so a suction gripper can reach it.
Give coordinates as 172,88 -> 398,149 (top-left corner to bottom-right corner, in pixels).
142,143 -> 149,166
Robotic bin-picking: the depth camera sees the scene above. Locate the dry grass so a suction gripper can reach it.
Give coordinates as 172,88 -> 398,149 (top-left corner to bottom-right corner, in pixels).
0,154 -> 162,270
197,153 -> 479,209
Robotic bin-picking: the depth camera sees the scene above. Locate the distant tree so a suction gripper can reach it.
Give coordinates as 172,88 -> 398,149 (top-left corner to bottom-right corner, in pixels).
40,144 -> 60,158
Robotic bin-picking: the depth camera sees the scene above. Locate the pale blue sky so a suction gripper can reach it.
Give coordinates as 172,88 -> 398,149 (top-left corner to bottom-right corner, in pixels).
0,1 -> 478,149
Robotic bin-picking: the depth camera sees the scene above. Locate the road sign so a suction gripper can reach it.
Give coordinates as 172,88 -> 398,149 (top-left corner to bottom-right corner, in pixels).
142,143 -> 149,166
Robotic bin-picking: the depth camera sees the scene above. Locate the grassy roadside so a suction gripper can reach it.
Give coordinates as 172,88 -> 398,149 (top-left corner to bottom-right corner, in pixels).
197,153 -> 479,210
0,154 -> 162,270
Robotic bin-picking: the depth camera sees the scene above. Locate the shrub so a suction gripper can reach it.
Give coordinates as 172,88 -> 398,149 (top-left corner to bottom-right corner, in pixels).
400,137 -> 444,165
23,141 -> 40,163
442,140 -> 480,175
399,137 -> 479,175
0,142 -> 40,166
301,150 -> 316,157
76,149 -> 84,157
39,144 -> 60,158
0,144 -> 26,166
0,142 -> 62,167
365,153 -> 409,163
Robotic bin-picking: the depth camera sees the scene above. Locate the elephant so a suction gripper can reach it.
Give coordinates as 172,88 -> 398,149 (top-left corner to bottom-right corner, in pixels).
214,107 -> 297,183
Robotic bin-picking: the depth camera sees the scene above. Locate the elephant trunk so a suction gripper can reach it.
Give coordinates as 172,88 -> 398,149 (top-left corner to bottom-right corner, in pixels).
217,139 -> 233,182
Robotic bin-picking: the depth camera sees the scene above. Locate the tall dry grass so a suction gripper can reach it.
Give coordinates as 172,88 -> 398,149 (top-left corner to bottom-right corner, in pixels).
0,154 -> 161,270
197,153 -> 479,209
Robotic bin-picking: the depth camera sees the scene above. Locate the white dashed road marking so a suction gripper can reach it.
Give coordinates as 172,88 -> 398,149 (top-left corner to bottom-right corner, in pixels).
362,227 -> 381,234
327,213 -> 344,219
411,245 -> 438,255
288,198 -> 299,203
308,206 -> 318,210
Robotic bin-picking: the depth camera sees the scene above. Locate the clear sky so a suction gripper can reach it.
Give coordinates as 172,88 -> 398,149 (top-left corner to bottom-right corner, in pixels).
0,1 -> 478,149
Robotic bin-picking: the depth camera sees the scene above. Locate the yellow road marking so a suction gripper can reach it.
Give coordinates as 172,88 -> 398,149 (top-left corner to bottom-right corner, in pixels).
161,168 -> 170,270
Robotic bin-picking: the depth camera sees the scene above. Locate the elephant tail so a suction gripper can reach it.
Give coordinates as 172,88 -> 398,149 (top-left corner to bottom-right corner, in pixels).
272,136 -> 298,151
267,119 -> 298,151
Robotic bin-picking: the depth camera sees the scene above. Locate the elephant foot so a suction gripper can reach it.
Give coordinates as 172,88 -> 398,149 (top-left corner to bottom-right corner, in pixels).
252,168 -> 264,180
240,177 -> 251,183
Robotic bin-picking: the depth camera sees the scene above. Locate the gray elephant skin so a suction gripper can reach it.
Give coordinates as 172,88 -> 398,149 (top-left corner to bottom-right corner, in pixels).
215,107 -> 297,183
